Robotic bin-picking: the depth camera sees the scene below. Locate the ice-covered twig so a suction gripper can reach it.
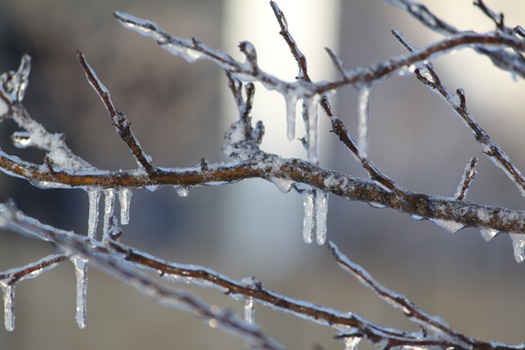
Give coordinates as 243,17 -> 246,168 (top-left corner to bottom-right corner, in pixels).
385,0 -> 525,79
0,56 -> 94,174
4,201 -> 506,348
392,30 -> 525,198
3,146 -> 525,235
270,1 -> 310,82
0,202 -> 282,349
0,253 -> 67,331
473,0 -> 508,34
328,242 -> 478,349
77,50 -> 156,175
114,10 -> 525,98
223,73 -> 264,160
455,157 -> 478,200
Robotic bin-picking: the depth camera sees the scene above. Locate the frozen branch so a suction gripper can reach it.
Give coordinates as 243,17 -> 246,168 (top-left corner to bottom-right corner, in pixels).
2,0 -> 525,348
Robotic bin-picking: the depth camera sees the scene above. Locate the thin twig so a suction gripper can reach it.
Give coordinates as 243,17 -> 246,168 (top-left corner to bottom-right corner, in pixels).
77,50 -> 156,176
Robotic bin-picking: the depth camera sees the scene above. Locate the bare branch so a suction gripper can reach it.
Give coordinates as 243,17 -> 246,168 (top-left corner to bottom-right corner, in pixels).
386,0 -> 525,79
77,50 -> 156,175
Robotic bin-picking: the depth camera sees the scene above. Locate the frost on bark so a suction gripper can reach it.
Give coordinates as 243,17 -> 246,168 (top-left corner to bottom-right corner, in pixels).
1,0 -> 525,349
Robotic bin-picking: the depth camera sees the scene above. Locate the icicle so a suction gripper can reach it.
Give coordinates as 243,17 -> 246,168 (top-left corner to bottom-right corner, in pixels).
174,186 -> 190,198
285,94 -> 298,141
103,189 -> 116,242
480,228 -> 499,241
430,218 -> 464,234
303,95 -> 320,164
357,86 -> 371,158
344,335 -> 362,350
1,282 -> 15,331
118,188 -> 132,225
243,297 -> 255,324
113,12 -> 203,63
71,256 -> 88,329
303,190 -> 315,244
315,191 -> 329,245
303,189 -> 329,245
87,189 -> 101,240
509,233 -> 525,263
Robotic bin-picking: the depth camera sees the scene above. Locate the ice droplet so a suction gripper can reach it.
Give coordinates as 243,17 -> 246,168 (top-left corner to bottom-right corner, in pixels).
430,218 -> 464,234
368,202 -> 386,209
285,94 -> 298,141
11,131 -> 32,148
71,256 -> 88,329
87,189 -> 101,240
344,335 -> 362,350
480,228 -> 500,241
118,188 -> 132,225
145,185 -> 159,192
269,177 -> 293,194
357,86 -> 371,159
243,297 -> 255,324
509,233 -> 525,263
102,189 -> 116,242
174,186 -> 190,198
1,282 -> 15,331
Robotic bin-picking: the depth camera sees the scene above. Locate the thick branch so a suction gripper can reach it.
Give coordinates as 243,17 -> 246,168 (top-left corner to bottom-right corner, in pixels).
1,148 -> 524,234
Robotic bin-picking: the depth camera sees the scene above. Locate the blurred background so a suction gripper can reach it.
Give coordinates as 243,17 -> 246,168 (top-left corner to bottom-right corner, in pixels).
1,0 -> 525,349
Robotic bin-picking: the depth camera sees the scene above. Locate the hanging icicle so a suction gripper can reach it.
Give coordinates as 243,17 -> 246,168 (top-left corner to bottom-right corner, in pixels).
284,93 -> 298,141
243,297 -> 255,324
118,188 -> 132,225
87,189 -> 101,240
303,190 -> 315,244
102,189 -> 116,242
1,282 -> 15,331
357,85 -> 371,158
71,256 -> 88,329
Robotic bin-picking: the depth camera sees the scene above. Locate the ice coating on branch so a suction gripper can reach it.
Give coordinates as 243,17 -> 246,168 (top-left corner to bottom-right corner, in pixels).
114,11 -> 203,63
480,228 -> 499,241
1,282 -> 15,331
118,188 -> 132,225
303,189 -> 329,245
357,86 -> 371,158
145,185 -> 160,192
87,189 -> 101,240
103,189 -> 116,241
269,177 -> 293,194
70,256 -> 88,329
284,94 -> 298,141
430,218 -> 464,234
0,54 -> 31,105
243,297 -> 255,324
509,233 -> 525,263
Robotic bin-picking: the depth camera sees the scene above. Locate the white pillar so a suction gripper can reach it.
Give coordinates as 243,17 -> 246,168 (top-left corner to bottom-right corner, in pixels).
220,0 -> 341,270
